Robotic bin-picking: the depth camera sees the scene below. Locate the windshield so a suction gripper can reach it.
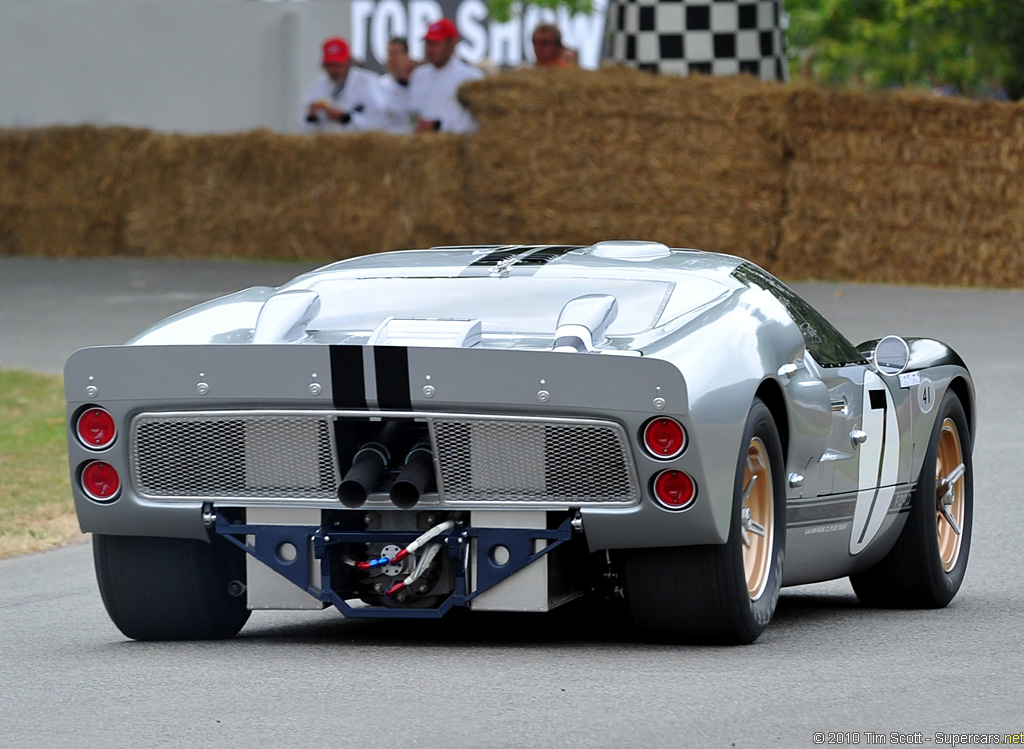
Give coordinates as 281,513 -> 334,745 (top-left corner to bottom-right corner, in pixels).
731,263 -> 867,367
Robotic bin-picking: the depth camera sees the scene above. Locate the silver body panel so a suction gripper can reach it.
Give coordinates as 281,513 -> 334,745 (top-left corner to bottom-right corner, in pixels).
66,243 -> 975,608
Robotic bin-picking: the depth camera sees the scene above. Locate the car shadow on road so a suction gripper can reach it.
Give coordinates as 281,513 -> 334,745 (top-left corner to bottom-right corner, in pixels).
231,589 -> 876,648
238,599 -> 636,647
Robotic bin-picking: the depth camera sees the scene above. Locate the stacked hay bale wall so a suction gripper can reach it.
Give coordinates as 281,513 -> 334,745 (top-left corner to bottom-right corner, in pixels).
459,69 -> 787,271
2,69 -> 1023,287
118,131 -> 467,261
0,128 -> 466,263
0,127 -> 148,257
774,89 -> 1024,287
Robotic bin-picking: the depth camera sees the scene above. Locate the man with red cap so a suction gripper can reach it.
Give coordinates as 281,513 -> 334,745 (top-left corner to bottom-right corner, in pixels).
407,18 -> 485,134
301,37 -> 385,133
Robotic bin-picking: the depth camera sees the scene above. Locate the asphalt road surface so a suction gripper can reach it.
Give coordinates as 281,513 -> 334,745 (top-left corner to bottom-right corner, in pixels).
2,256 -> 1022,748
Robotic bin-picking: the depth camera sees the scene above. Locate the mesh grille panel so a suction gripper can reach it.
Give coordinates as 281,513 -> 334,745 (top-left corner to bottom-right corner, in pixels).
432,419 -> 638,504
133,414 -> 338,499
131,412 -> 639,506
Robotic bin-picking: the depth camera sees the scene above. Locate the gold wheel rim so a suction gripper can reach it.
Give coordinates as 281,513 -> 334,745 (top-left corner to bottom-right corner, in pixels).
936,417 -> 965,572
742,437 -> 774,600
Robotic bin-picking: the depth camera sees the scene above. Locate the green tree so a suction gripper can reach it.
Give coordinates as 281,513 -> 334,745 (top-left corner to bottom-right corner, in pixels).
486,0 -> 592,24
786,0 -> 1023,98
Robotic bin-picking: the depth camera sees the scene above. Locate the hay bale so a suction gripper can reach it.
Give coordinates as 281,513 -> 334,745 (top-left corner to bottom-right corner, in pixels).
461,68 -> 786,264
3,68 -> 1024,287
776,85 -> 1024,287
0,126 -> 148,255
120,130 -> 466,259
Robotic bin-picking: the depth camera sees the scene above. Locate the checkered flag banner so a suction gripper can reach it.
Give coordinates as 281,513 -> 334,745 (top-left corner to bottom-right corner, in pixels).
608,0 -> 788,80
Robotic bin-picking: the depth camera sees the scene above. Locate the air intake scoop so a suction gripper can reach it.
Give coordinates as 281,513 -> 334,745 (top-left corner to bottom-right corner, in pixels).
553,294 -> 618,352
252,290 -> 321,343
369,317 -> 482,348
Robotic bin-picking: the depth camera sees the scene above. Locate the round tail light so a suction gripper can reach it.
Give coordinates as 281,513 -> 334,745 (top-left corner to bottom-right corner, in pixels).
76,407 -> 117,450
653,470 -> 696,510
643,417 -> 686,459
81,461 -> 121,502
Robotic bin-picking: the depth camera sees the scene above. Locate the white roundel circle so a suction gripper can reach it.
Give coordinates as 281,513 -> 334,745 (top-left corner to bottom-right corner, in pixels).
918,377 -> 936,414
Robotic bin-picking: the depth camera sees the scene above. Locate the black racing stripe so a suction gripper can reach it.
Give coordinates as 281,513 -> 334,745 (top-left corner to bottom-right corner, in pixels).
461,245 -> 582,277
515,245 -> 582,265
468,248 -> 522,267
330,345 -> 366,409
375,346 -> 412,410
460,246 -> 531,277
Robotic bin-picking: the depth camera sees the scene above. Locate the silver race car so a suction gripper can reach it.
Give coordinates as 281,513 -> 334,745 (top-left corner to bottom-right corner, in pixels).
65,241 -> 974,643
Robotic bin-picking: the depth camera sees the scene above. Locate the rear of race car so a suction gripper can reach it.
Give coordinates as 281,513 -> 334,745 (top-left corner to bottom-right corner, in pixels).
65,341 -> 735,634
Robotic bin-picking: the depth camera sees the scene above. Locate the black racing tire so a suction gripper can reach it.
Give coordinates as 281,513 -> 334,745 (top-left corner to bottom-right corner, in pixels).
850,390 -> 973,608
93,534 -> 250,641
625,398 -> 786,644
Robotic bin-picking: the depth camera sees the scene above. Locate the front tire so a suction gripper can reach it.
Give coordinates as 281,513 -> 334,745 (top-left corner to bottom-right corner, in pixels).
850,390 -> 973,607
625,398 -> 786,644
93,534 -> 250,641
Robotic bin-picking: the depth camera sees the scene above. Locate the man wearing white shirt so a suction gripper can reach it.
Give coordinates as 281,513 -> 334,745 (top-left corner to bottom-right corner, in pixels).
408,18 -> 485,135
378,37 -> 418,135
301,37 -> 385,133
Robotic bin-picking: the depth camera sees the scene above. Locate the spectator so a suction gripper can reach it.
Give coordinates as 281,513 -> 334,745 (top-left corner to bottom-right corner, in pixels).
929,73 -> 958,98
407,18 -> 485,134
301,37 -> 384,133
985,76 -> 1010,102
378,37 -> 418,134
531,24 -> 573,69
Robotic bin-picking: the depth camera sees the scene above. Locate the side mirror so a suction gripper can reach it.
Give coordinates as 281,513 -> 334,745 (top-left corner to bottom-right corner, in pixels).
873,335 -> 910,376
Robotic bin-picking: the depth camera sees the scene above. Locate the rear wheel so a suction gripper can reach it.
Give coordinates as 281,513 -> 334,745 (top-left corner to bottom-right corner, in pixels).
625,398 -> 785,644
93,534 -> 250,641
850,390 -> 972,607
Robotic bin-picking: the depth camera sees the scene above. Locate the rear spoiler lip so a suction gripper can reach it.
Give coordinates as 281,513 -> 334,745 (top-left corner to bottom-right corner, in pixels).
65,343 -> 689,417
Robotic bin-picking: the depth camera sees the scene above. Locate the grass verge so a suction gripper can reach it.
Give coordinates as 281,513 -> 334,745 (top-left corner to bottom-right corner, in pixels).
0,369 -> 81,560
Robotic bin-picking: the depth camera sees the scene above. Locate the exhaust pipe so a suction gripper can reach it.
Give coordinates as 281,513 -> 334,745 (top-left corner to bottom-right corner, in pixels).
338,444 -> 389,508
389,442 -> 434,510
338,423 -> 405,508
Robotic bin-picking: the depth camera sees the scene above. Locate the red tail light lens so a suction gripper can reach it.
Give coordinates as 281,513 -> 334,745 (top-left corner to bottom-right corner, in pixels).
653,470 -> 696,510
643,417 -> 686,459
76,407 -> 117,450
81,461 -> 121,502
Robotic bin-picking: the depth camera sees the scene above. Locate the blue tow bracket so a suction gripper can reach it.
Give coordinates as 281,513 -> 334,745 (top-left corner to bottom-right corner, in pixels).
215,516 -> 573,619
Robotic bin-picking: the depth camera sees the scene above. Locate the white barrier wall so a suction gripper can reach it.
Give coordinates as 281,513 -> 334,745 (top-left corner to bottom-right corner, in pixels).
0,0 -> 607,134
1,0 -> 350,133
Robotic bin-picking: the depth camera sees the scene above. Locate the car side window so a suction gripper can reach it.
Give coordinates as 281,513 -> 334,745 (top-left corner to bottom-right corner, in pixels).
731,263 -> 867,368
